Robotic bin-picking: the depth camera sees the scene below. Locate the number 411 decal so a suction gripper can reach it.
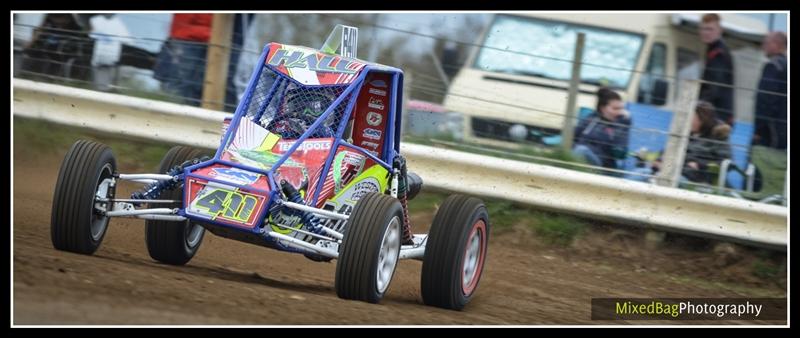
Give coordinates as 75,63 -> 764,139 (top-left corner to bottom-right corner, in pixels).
194,188 -> 258,223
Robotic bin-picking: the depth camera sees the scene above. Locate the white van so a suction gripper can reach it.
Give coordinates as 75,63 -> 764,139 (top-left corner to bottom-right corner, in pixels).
442,13 -> 769,148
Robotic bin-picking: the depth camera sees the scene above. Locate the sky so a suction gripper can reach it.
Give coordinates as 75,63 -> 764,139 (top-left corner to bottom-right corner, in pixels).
742,13 -> 788,32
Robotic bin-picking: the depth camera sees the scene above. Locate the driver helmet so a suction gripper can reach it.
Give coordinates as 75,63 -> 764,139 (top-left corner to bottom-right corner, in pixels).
274,88 -> 338,138
282,88 -> 336,122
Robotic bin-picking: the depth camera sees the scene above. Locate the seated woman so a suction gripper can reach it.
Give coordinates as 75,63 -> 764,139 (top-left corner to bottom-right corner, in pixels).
681,101 -> 732,185
572,87 -> 632,174
627,101 -> 731,185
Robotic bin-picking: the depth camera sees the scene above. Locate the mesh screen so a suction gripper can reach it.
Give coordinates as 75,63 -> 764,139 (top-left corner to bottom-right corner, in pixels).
242,66 -> 351,140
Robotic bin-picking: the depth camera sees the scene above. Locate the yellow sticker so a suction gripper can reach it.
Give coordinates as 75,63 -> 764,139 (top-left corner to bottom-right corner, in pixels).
255,133 -> 281,153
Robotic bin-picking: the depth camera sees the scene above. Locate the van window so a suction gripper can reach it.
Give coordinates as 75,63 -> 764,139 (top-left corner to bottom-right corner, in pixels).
637,42 -> 667,105
674,47 -> 701,101
473,15 -> 644,89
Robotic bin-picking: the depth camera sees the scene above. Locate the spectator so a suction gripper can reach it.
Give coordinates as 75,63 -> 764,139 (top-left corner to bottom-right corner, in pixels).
627,102 -> 731,185
572,88 -> 631,172
752,31 -> 787,150
153,14 -> 251,110
21,14 -> 97,82
682,101 -> 732,185
698,13 -> 735,125
153,13 -> 213,107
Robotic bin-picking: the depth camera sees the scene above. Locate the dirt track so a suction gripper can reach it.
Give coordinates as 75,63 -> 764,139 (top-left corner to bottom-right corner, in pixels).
12,130 -> 786,325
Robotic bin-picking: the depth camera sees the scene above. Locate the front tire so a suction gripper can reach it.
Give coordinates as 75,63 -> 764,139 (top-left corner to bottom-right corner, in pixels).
145,146 -> 208,265
335,192 -> 403,304
51,140 -> 116,255
421,194 -> 490,310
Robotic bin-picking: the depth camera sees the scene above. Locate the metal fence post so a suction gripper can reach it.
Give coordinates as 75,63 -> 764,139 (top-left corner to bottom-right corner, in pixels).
561,32 -> 585,151
656,79 -> 700,187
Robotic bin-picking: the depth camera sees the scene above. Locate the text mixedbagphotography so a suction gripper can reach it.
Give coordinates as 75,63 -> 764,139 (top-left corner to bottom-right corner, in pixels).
591,298 -> 786,320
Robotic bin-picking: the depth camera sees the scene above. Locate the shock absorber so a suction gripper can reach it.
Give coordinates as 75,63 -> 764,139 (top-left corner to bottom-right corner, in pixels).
130,156 -> 209,201
394,156 -> 414,245
279,180 -> 323,234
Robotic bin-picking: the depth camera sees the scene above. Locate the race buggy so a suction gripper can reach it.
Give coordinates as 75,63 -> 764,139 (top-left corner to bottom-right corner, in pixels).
50,26 -> 490,310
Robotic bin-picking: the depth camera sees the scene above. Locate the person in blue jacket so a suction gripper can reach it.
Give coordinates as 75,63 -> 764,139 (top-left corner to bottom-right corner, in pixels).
572,87 -> 631,172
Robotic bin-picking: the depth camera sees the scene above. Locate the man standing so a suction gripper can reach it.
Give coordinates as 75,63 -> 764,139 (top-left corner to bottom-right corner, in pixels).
153,14 -> 213,107
153,14 -> 251,111
698,13 -> 735,125
753,32 -> 787,150
747,32 -> 787,198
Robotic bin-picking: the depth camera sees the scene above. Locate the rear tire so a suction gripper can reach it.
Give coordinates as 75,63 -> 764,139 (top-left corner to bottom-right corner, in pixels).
51,140 -> 116,255
145,146 -> 208,265
335,192 -> 403,304
421,194 -> 490,310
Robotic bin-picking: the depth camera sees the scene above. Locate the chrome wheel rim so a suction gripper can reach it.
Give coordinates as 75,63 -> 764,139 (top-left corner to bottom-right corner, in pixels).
376,216 -> 401,294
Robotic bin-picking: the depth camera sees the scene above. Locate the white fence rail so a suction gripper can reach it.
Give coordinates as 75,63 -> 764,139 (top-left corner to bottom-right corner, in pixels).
13,79 -> 787,248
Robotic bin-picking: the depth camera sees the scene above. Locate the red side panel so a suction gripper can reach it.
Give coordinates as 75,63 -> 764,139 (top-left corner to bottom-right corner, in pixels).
271,138 -> 333,189
351,72 -> 392,157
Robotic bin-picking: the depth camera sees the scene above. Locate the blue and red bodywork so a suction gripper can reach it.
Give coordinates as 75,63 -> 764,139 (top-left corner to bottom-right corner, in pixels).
177,43 -> 404,252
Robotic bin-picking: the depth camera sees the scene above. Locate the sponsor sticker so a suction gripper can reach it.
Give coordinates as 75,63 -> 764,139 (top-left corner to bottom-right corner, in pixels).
278,140 -> 332,152
360,141 -> 380,149
369,79 -> 388,88
367,97 -> 385,110
366,111 -> 383,126
350,180 -> 380,201
210,167 -> 261,185
362,128 -> 382,140
368,88 -> 387,97
334,151 -> 366,191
